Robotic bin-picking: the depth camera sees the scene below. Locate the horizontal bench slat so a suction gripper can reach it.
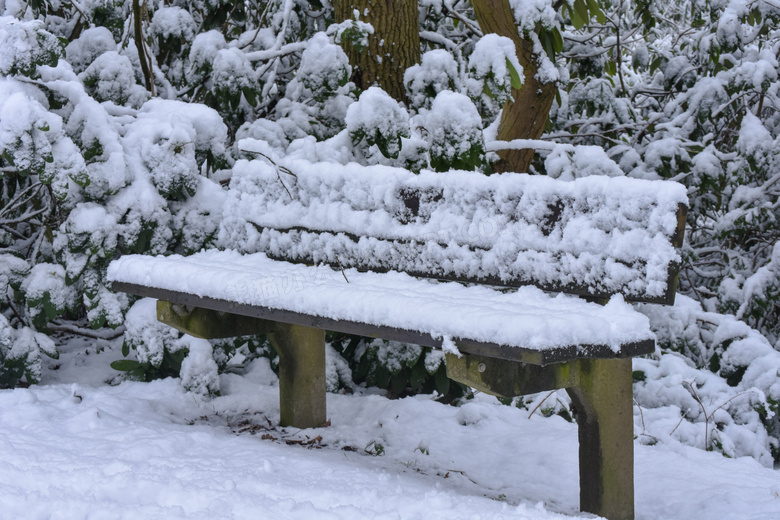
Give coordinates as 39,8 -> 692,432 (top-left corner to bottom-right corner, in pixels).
108,250 -> 655,365
112,281 -> 654,365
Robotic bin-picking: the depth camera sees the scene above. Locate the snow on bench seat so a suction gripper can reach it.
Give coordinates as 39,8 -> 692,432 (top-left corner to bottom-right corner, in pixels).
108,249 -> 653,364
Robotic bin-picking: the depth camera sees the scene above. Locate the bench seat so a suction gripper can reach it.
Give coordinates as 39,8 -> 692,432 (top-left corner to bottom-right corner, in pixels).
108,249 -> 654,365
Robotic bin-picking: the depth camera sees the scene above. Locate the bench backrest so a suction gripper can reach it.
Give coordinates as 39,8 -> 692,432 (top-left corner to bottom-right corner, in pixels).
219,150 -> 688,305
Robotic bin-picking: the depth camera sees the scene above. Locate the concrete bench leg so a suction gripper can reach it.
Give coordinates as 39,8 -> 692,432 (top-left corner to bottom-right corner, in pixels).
566,358 -> 634,520
268,323 -> 327,429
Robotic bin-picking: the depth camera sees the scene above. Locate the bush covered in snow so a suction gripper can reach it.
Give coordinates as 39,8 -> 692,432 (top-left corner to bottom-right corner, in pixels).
2,0 -> 780,467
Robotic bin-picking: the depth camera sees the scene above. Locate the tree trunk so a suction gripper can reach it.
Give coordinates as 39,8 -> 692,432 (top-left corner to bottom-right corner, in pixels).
333,0 -> 420,104
472,0 -> 558,173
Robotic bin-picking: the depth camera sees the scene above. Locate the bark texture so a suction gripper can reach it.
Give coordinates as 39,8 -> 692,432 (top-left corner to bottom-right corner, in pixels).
472,0 -> 558,173
333,0 -> 420,103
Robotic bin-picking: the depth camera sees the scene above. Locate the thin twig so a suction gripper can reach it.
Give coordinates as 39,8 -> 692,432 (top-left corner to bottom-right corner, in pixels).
241,149 -> 295,200
669,410 -> 687,436
709,390 -> 754,419
49,322 -> 126,340
442,0 -> 482,37
5,296 -> 27,326
682,380 -> 709,449
633,398 -> 646,432
239,0 -> 274,50
337,258 -> 350,283
527,390 -> 556,419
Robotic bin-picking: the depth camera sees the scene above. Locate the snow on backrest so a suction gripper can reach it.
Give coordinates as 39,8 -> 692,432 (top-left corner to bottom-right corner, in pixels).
219,155 -> 688,304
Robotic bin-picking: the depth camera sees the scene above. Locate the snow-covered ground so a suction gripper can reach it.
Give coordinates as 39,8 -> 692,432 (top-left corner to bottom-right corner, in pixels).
1,337 -> 779,520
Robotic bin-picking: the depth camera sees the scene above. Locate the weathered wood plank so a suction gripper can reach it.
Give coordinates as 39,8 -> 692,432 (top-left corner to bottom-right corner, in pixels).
445,352 -> 579,397
113,281 -> 654,365
157,300 -> 273,338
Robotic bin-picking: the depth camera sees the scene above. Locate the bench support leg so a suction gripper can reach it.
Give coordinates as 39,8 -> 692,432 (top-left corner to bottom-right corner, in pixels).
566,358 -> 634,520
268,323 -> 327,429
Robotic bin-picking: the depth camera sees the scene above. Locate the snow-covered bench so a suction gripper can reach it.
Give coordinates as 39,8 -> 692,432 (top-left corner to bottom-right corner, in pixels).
108,152 -> 687,520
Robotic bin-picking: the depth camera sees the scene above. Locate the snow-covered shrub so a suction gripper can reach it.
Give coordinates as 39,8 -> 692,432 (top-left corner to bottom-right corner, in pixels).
272,32 -> 355,142
346,87 -> 412,163
114,298 -> 184,381
0,17 -> 61,77
65,26 -> 116,75
80,52 -> 147,107
404,49 -> 459,112
149,6 -> 196,81
544,144 -> 623,181
0,12 -> 231,388
325,343 -> 354,393
0,314 -> 58,388
328,335 -> 468,400
425,91 -> 485,172
179,337 -> 220,396
296,32 -> 352,101
465,34 -> 523,114
21,263 -> 78,329
637,295 -> 780,464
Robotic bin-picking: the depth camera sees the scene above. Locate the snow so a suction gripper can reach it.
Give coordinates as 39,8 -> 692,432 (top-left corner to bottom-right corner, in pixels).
21,263 -> 77,312
345,86 -> 410,161
212,47 -> 256,92
404,49 -> 459,110
108,249 -> 653,353
1,338 -> 779,519
508,0 -> 557,34
149,6 -> 196,42
218,149 -> 687,301
426,90 -> 484,168
79,51 -> 144,107
466,34 -> 523,107
295,32 -> 352,94
64,26 -> 117,75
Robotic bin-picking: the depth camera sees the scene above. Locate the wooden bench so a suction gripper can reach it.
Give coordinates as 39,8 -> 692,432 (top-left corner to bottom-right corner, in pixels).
108,146 -> 687,520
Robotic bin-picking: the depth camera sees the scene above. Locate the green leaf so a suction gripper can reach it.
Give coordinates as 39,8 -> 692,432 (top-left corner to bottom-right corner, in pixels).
574,0 -> 589,26
42,293 -> 57,320
354,351 -> 370,380
540,30 -> 555,62
372,364 -> 391,389
90,313 -> 106,330
650,57 -> 664,75
552,28 -> 563,54
242,87 -> 257,107
586,0 -> 606,24
111,359 -> 142,372
434,365 -> 450,396
410,361 -> 428,389
391,371 -> 408,395
571,7 -> 585,29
